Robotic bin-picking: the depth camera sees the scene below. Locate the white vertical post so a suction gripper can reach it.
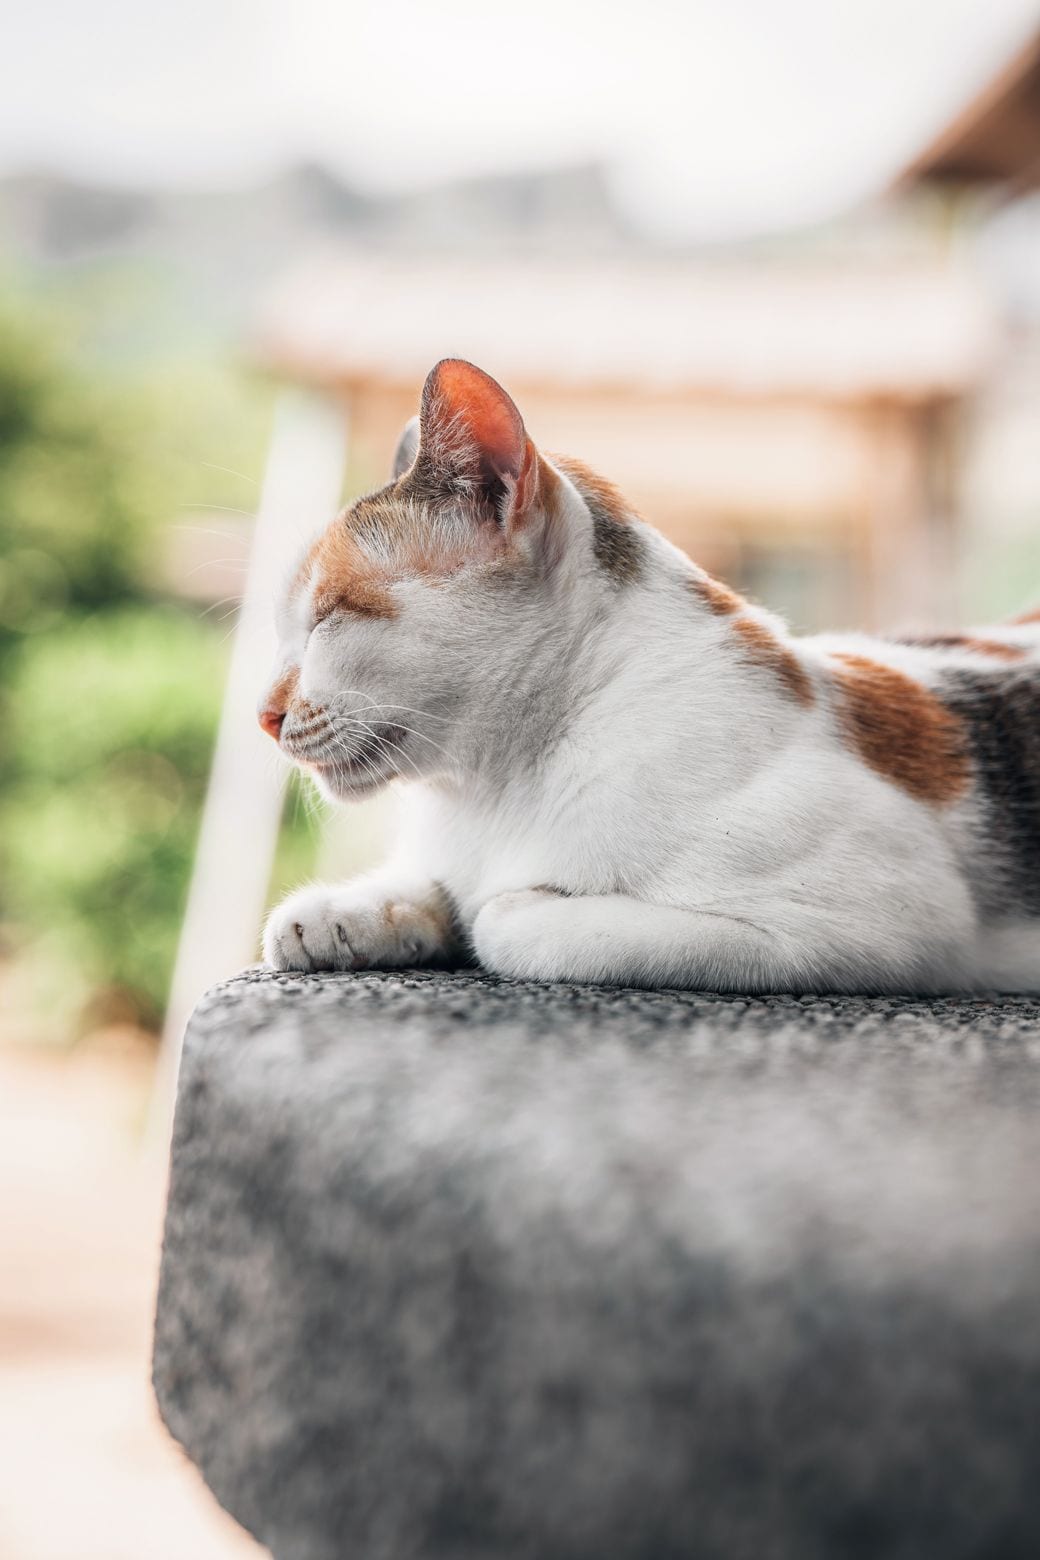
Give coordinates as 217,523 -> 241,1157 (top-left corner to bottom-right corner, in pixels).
150,388 -> 347,1137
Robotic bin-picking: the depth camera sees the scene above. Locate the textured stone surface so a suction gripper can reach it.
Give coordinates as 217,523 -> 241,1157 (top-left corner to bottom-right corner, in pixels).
154,969 -> 1040,1560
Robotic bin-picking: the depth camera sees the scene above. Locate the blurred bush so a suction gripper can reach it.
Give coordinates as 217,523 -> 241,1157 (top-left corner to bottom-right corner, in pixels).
2,610 -> 222,1025
0,293 -> 295,1035
0,302 -> 151,638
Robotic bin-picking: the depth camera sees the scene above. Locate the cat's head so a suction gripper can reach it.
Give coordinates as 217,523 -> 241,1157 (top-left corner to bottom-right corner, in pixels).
257,358 -> 633,799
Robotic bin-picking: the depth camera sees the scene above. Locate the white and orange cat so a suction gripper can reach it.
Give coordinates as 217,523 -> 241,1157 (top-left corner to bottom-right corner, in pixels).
259,358 -> 1040,993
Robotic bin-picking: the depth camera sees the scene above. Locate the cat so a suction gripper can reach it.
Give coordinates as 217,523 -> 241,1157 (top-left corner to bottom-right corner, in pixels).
259,357 -> 1040,994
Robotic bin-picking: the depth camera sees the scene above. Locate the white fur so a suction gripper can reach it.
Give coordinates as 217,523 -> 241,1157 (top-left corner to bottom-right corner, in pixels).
261,454 -> 1040,995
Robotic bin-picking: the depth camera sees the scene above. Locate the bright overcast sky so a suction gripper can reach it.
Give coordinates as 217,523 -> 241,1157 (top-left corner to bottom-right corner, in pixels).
3,0 -> 1039,239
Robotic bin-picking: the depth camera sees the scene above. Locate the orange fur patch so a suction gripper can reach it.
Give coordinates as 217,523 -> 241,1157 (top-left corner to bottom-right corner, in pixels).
551,455 -> 632,526
689,574 -> 744,616
831,653 -> 969,805
731,617 -> 815,707
956,638 -> 1025,661
1011,606 -> 1040,626
267,666 -> 300,711
385,886 -> 456,947
903,633 -> 1026,661
301,519 -> 399,619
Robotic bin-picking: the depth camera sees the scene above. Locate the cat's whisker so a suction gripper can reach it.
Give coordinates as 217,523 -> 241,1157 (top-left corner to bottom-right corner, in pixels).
351,747 -> 387,791
340,714 -> 428,780
184,503 -> 258,520
297,773 -> 331,825
343,709 -> 452,763
289,719 -> 334,745
290,740 -> 335,765
350,722 -> 424,783
377,732 -> 432,784
198,595 -> 243,621
171,523 -> 252,544
216,621 -> 243,649
340,698 -> 456,751
292,715 -> 334,741
200,460 -> 260,488
184,558 -> 251,579
339,691 -> 453,725
318,733 -> 382,792
293,716 -> 421,790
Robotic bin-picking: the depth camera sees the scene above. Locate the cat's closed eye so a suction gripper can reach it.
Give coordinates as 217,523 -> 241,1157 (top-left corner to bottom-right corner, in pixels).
312,582 -> 398,622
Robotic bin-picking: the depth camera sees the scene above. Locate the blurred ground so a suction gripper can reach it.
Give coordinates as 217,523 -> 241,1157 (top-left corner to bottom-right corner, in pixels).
0,1032 -> 263,1560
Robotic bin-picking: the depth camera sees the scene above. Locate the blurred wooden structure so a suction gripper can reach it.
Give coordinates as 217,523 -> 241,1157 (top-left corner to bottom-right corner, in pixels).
898,29 -> 1040,194
256,253 -> 994,632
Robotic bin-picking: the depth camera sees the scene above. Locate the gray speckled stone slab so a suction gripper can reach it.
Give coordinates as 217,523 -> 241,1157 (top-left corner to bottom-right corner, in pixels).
154,969 -> 1040,1560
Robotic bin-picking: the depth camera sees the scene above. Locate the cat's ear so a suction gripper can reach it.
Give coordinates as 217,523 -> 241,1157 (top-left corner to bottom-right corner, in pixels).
390,415 -> 420,480
414,358 -> 539,527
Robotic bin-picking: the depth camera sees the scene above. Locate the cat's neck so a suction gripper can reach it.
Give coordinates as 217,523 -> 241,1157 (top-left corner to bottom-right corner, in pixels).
447,538 -> 756,796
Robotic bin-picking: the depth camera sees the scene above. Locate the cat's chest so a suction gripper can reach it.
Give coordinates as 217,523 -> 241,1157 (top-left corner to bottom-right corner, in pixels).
441,809 -> 615,925
406,772 -> 644,924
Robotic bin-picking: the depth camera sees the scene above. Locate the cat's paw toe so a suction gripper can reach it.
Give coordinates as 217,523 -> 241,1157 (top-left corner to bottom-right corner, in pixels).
262,884 -> 436,973
263,887 -> 374,973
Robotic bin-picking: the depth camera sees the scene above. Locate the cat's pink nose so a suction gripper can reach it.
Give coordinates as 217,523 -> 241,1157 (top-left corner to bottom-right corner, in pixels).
259,707 -> 285,742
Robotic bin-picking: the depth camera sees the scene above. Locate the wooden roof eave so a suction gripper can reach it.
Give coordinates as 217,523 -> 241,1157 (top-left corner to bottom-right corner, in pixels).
894,29 -> 1040,192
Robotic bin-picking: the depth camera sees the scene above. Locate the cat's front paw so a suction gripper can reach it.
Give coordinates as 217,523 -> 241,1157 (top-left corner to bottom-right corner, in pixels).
263,882 -> 447,973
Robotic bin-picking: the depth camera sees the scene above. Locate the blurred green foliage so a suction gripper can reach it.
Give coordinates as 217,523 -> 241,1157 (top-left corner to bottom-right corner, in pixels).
0,302 -> 150,640
0,289 -> 316,1034
2,610 -> 222,1021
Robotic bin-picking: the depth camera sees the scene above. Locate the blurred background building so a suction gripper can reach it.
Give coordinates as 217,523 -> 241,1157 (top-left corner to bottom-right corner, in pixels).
2,4 -> 1040,1556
